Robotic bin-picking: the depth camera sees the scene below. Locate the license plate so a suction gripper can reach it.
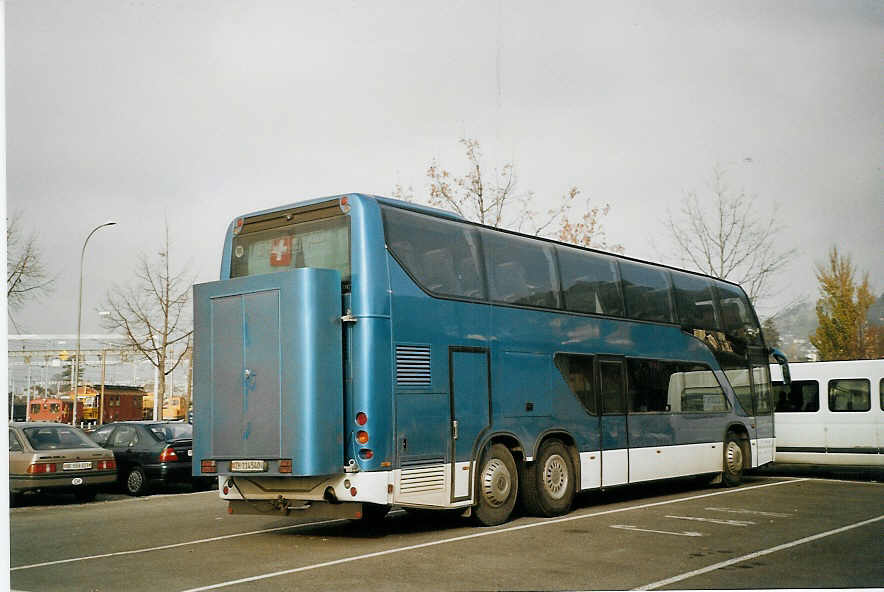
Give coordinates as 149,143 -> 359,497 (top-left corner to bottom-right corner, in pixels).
63,462 -> 92,471
187,449 -> 193,457
230,460 -> 267,472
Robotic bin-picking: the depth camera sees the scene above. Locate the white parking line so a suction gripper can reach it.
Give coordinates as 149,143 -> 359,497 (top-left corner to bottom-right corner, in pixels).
705,507 -> 792,517
633,513 -> 884,591
11,520 -> 349,571
610,525 -> 702,537
665,515 -> 755,526
176,478 -> 808,592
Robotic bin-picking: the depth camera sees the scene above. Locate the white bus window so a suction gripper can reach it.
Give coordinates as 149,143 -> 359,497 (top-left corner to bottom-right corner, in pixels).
773,380 -> 819,412
828,379 -> 870,412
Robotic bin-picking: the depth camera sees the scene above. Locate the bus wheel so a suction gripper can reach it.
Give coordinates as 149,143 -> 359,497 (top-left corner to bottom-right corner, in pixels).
723,433 -> 746,487
520,439 -> 574,517
474,444 -> 518,526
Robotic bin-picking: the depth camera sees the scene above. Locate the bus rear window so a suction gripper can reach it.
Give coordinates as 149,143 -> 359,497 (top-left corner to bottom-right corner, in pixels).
230,216 -> 350,282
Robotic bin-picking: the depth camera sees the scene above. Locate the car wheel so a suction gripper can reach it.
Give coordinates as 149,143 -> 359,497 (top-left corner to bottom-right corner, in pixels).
125,466 -> 150,496
723,432 -> 747,487
74,487 -> 98,503
473,443 -> 518,527
519,439 -> 575,517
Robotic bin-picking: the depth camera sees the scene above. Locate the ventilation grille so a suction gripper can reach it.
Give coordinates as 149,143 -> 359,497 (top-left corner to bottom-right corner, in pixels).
400,462 -> 446,494
396,345 -> 431,385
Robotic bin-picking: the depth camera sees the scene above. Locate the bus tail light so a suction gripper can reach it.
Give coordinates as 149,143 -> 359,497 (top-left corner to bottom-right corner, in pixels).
233,217 -> 244,235
356,412 -> 367,426
279,459 -> 292,473
340,196 -> 351,213
201,460 -> 217,473
356,431 -> 369,444
26,462 -> 57,474
158,447 -> 179,462
358,449 -> 373,460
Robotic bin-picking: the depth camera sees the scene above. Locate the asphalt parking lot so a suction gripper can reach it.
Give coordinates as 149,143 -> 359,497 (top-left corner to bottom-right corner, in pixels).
10,474 -> 883,591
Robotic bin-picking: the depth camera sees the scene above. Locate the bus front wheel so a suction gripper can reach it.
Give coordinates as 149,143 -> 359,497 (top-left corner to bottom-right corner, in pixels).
519,439 -> 575,517
474,444 -> 518,526
723,433 -> 747,487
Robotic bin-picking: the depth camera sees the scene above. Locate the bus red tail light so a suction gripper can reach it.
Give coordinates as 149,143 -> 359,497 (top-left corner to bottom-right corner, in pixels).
201,460 -> 217,473
356,431 -> 369,444
358,449 -> 373,460
279,459 -> 292,473
356,412 -> 367,426
26,462 -> 57,474
158,447 -> 179,462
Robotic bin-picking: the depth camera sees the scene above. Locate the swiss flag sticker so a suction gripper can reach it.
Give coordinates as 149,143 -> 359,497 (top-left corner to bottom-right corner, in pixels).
270,237 -> 292,266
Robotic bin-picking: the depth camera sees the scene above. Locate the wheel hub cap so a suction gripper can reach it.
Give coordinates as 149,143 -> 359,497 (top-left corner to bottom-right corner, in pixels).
543,454 -> 568,499
481,458 -> 511,507
726,441 -> 743,474
128,471 -> 143,491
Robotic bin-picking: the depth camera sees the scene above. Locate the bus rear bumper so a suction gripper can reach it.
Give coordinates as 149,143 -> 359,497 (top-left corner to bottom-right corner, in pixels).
226,498 -> 366,520
218,470 -> 393,506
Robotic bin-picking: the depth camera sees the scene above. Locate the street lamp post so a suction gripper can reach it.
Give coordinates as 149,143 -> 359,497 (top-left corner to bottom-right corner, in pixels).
72,221 -> 117,426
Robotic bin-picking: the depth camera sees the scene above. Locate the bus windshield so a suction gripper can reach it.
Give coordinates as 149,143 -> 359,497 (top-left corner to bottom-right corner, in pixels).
230,215 -> 350,282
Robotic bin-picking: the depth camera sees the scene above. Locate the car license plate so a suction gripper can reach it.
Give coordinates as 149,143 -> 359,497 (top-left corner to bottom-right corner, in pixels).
230,460 -> 267,472
63,462 -> 92,471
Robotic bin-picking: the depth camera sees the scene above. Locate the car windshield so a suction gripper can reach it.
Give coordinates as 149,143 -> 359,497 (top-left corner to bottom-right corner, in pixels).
147,423 -> 192,441
23,426 -> 100,450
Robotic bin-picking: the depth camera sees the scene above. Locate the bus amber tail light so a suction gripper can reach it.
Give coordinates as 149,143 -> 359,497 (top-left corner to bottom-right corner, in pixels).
201,460 -> 217,473
356,431 -> 369,444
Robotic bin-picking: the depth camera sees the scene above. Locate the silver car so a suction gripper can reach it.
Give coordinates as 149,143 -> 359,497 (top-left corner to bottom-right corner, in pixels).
9,422 -> 117,505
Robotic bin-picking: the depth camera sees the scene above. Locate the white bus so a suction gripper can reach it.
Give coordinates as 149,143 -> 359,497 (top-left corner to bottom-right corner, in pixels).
770,359 -> 884,467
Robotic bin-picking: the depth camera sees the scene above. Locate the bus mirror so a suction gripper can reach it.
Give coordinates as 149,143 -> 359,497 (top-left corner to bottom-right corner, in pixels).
770,348 -> 791,385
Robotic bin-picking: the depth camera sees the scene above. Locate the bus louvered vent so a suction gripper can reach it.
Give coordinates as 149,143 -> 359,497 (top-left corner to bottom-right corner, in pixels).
400,462 -> 446,493
396,345 -> 431,385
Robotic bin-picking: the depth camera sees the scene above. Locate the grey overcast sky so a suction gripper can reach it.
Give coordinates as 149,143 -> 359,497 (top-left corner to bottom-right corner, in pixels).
6,0 -> 883,335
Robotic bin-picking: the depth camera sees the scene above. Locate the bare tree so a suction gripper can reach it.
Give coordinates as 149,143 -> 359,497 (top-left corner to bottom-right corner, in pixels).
6,212 -> 53,327
664,165 -> 794,303
102,225 -> 193,405
399,138 -> 621,252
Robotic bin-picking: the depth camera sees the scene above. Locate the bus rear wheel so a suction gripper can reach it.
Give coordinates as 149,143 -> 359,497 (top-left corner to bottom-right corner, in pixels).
473,444 -> 518,526
520,439 -> 575,517
723,433 -> 747,487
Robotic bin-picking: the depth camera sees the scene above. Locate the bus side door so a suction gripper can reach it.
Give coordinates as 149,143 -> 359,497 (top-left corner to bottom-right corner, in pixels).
598,357 -> 629,486
449,347 -> 491,502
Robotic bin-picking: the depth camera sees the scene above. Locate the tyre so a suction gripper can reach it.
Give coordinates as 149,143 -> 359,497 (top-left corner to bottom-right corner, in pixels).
74,487 -> 98,503
519,439 -> 575,517
473,444 -> 518,526
722,433 -> 747,487
359,503 -> 391,524
125,466 -> 150,496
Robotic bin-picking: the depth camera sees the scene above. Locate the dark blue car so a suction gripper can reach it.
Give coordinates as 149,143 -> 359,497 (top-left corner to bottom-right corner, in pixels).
89,421 -> 213,495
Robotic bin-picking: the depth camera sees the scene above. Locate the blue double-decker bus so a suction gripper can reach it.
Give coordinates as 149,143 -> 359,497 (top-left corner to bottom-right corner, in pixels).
193,194 -> 789,526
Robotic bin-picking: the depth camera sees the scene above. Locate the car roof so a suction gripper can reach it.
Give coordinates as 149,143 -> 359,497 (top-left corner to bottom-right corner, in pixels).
9,422 -> 83,429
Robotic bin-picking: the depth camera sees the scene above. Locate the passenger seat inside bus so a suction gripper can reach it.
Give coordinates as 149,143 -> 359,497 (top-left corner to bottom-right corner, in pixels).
422,248 -> 458,294
494,261 -> 530,303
